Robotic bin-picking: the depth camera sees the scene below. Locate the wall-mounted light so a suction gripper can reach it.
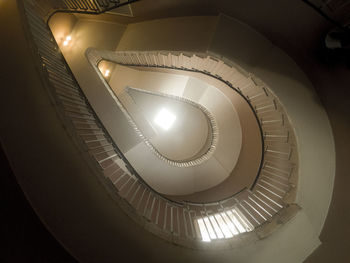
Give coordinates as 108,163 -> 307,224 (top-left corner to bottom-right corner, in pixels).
63,35 -> 72,46
104,69 -> 110,77
98,60 -> 113,79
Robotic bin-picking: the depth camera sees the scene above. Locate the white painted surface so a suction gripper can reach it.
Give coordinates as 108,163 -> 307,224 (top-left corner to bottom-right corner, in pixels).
108,65 -> 243,195
126,88 -> 210,161
51,17 -> 143,153
116,16 -> 218,52
207,14 -> 336,260
49,13 -> 335,262
115,14 -> 335,261
223,211 -> 321,263
209,14 -> 335,238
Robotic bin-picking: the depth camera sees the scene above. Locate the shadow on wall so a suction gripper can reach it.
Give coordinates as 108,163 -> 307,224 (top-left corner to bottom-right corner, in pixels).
0,145 -> 77,262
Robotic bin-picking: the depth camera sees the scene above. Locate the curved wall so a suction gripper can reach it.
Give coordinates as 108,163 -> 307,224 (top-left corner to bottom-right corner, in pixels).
0,2 -> 335,262
208,14 -> 335,236
115,13 -> 336,261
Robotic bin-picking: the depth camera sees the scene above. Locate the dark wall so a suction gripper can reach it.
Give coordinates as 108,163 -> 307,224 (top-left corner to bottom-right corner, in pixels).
303,45 -> 350,263
0,146 -> 77,263
1,0 -> 349,262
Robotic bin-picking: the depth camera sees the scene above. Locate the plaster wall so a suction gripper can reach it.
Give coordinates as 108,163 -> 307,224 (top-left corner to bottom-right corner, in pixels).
1,1 -> 345,262
49,15 -> 141,153
115,14 -> 336,261
208,14 -> 335,238
106,64 -> 243,195
49,12 -> 77,46
3,5 -> 334,262
164,69 -> 262,202
116,16 -> 218,52
107,64 -> 261,200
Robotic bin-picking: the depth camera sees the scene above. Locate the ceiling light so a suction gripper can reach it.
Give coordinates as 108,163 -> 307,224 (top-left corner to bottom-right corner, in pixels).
154,108 -> 176,131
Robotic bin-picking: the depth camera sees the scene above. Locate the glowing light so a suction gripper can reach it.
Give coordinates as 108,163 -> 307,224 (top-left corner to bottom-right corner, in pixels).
209,216 -> 224,238
104,69 -> 110,77
197,218 -> 211,242
226,210 -> 246,233
154,108 -> 176,131
196,208 -> 253,242
214,214 -> 233,238
220,212 -> 239,235
63,35 -> 72,46
204,217 -> 217,240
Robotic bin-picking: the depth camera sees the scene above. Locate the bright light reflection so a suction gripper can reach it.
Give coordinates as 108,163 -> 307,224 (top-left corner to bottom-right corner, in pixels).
203,217 -> 217,239
227,210 -> 246,233
154,108 -> 176,131
196,208 -> 252,242
209,216 -> 224,238
104,69 -> 110,77
221,212 -> 239,235
214,214 -> 233,238
63,35 -> 71,46
197,218 -> 211,242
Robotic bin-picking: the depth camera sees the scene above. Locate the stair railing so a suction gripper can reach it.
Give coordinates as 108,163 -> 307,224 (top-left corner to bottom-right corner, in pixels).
20,0 -> 300,248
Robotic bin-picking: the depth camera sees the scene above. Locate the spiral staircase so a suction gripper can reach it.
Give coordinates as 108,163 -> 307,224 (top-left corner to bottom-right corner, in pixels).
1,0 -> 343,262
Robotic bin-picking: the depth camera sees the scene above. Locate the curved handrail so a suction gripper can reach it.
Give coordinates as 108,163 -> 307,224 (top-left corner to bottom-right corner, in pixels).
84,47 -> 298,240
48,0 -> 140,20
87,48 -> 264,185
94,83 -> 219,168
28,0 -> 140,23
22,0 -> 298,246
